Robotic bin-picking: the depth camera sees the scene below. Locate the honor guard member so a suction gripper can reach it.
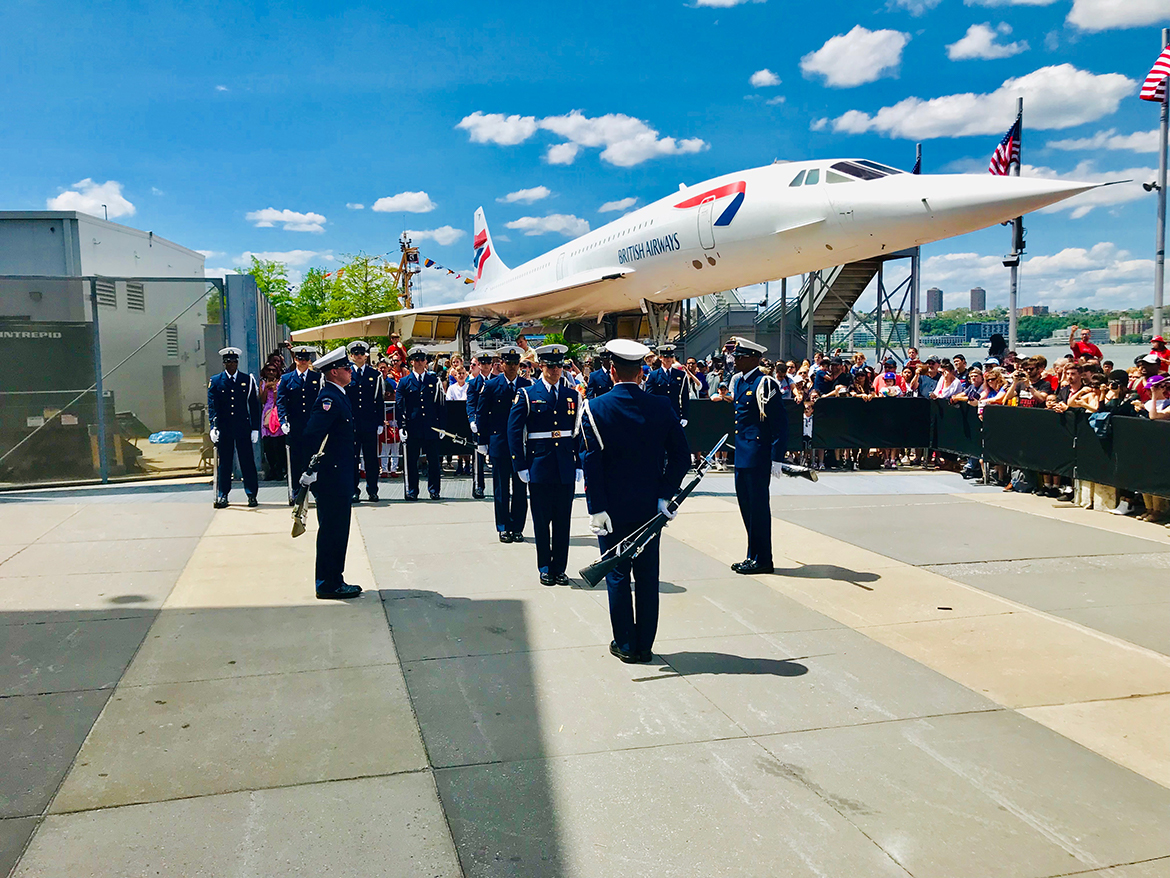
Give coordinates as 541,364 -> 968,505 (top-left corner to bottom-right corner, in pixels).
465,350 -> 494,499
476,346 -> 532,542
208,347 -> 261,508
644,344 -> 691,425
578,339 -> 690,663
397,347 -> 446,500
345,341 -> 385,503
586,347 -> 614,399
729,336 -> 788,575
507,344 -> 580,585
298,347 -> 361,600
276,345 -> 322,504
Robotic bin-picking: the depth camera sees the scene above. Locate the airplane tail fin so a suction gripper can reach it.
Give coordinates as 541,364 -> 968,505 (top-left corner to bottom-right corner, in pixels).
472,207 -> 509,288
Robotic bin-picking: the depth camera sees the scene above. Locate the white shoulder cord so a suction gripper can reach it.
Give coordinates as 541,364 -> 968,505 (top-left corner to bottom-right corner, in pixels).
757,374 -> 777,420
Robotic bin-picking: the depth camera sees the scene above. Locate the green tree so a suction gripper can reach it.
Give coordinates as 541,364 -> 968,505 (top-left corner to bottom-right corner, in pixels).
241,257 -> 297,326
325,253 -> 400,323
291,267 -> 333,330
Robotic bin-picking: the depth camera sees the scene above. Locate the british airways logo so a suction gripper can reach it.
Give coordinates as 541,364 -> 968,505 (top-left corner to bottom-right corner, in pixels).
473,230 -> 491,280
673,180 -> 747,227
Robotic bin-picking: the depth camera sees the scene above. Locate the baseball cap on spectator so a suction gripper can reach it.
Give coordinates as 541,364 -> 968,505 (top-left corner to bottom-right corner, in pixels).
828,356 -> 844,366
925,357 -> 939,365
984,357 -> 1000,366
1108,369 -> 1130,386
1148,375 -> 1170,389
1142,354 -> 1161,365
882,357 -> 896,367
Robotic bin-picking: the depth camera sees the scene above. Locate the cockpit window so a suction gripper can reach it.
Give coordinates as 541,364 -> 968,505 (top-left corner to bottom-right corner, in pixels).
855,160 -> 904,175
805,168 -> 820,185
789,170 -> 806,187
826,171 -> 852,184
831,161 -> 884,181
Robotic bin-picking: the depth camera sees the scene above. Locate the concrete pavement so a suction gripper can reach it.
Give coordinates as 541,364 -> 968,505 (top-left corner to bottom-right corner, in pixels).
1,472 -> 1167,877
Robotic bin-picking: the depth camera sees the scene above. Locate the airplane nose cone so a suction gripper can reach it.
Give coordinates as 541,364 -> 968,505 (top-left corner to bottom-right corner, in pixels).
919,175 -> 1099,239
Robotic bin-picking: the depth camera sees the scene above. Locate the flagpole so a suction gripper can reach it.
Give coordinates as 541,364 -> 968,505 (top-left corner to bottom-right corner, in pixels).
910,143 -> 922,351
1155,28 -> 1169,338
1008,97 -> 1023,353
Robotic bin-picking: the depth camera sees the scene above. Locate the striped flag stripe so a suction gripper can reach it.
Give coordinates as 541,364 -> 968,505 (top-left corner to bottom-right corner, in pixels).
1141,46 -> 1170,102
988,117 -> 1021,176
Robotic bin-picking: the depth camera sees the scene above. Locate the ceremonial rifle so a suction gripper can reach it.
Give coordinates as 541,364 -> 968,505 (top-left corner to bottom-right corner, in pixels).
777,461 -> 818,482
291,436 -> 328,538
431,426 -> 485,454
579,433 -> 728,588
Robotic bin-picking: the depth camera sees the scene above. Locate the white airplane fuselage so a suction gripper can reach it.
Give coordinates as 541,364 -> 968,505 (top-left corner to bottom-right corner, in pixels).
470,159 -> 1094,322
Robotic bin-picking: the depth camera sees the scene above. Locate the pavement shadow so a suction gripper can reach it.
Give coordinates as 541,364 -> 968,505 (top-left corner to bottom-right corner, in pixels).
772,564 -> 881,591
653,651 -> 810,679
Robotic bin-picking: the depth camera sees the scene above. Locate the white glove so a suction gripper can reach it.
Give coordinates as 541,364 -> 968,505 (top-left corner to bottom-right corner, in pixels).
299,470 -> 317,486
470,421 -> 478,434
575,469 -> 583,483
377,425 -> 384,435
280,422 -> 291,435
517,469 -> 530,483
478,445 -> 489,456
210,428 -> 219,444
590,511 -> 613,536
680,419 -> 688,427
771,462 -> 785,479
658,498 -> 677,521
400,429 -> 407,442
251,430 -> 259,444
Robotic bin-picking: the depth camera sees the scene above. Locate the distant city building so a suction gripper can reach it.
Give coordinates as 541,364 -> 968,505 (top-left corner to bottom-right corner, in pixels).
1109,318 -> 1152,341
1018,305 -> 1049,317
921,335 -> 967,347
959,321 -> 1009,342
970,287 -> 986,312
926,287 -> 943,314
828,323 -> 909,349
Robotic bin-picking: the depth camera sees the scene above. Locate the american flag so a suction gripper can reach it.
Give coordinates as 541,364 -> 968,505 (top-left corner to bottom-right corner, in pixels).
988,116 -> 1021,176
1140,46 -> 1170,102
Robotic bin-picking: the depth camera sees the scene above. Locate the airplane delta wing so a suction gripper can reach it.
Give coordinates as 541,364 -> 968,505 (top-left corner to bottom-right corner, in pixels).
290,264 -> 635,343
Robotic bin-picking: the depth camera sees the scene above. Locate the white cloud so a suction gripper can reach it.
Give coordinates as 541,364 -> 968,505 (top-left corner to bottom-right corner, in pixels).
947,23 -> 1028,60
1068,0 -> 1170,31
599,197 -> 638,213
215,85 -> 229,92
498,186 -> 552,204
244,207 -> 326,233
406,226 -> 466,246
922,242 -> 1154,310
236,250 -> 334,267
766,96 -> 786,105
965,0 -> 1057,6
346,202 -> 365,210
801,26 -> 910,88
810,117 -> 829,131
151,186 -> 164,196
47,179 -> 135,219
1047,128 -> 1160,153
830,64 -> 1135,139
693,0 -> 765,6
371,191 -> 436,213
505,214 -> 590,237
546,143 -> 581,165
456,112 -> 538,146
887,0 -> 941,12
750,69 -> 781,88
460,109 -> 707,167
195,250 -> 223,259
1022,160 -> 1156,218
205,266 -> 240,278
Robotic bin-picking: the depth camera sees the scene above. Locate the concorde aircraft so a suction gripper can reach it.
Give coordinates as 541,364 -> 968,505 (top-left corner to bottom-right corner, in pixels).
291,158 -> 1099,344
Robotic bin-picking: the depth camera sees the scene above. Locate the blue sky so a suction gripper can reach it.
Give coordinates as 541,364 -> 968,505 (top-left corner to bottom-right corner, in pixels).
4,0 -> 1169,313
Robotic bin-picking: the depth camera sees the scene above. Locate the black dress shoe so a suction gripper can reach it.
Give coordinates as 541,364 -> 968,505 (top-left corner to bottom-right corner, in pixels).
554,573 -> 571,586
634,651 -> 653,664
247,495 -> 258,508
472,489 -> 485,499
735,561 -> 774,575
405,493 -> 418,501
429,491 -> 441,500
316,583 -> 362,599
352,492 -> 362,503
540,573 -> 555,586
498,532 -> 513,543
509,533 -> 524,543
609,641 -> 638,663
368,492 -> 379,502
213,495 -> 228,509
730,560 -> 748,572
288,495 -> 296,507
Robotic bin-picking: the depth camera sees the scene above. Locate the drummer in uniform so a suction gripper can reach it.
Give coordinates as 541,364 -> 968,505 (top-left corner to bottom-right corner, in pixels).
644,343 -> 691,425
476,345 -> 532,542
507,344 -> 580,585
276,345 -> 322,504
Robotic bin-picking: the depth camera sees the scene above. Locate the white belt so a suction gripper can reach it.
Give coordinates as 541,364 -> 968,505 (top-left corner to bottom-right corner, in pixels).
527,431 -> 565,439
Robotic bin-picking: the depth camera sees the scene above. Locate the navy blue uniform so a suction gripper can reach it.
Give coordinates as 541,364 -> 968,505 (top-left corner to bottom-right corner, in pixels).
644,365 -> 691,422
301,381 -> 356,592
732,368 -> 788,569
208,370 -> 260,499
346,363 -> 385,498
586,367 -> 613,399
578,383 -> 689,656
507,378 -> 579,577
397,368 -> 446,499
477,373 -> 532,535
277,367 -> 323,500
466,371 -> 489,495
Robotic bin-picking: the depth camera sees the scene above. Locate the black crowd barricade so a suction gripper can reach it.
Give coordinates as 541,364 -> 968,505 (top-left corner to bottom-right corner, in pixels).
811,397 -> 931,450
1075,414 -> 1170,498
683,398 -> 803,456
981,405 -> 1077,477
931,399 -> 983,458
